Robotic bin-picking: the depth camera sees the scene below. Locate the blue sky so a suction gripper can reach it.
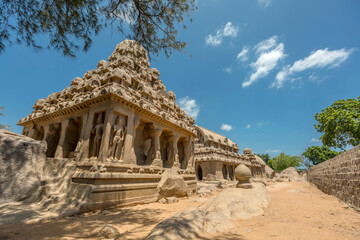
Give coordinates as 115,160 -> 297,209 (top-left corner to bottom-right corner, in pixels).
1,0 -> 359,157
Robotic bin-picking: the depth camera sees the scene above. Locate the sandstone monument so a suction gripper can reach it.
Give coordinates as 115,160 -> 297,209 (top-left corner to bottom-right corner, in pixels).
17,40 -> 197,210
194,125 -> 265,181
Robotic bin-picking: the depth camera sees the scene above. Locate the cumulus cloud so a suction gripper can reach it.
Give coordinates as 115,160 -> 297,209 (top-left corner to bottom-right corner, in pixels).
258,0 -> 272,7
237,46 -> 249,62
242,36 -> 286,88
221,124 -> 233,131
266,149 -> 281,153
178,97 -> 200,120
272,48 -> 354,88
205,22 -> 239,46
311,138 -> 322,142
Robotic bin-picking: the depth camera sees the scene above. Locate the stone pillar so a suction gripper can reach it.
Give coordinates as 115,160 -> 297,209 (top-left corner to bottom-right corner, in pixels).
74,111 -> 89,160
151,129 -> 163,167
99,103 -> 115,161
54,119 -> 70,158
79,110 -> 96,160
186,137 -> 195,170
215,162 -> 224,179
171,135 -> 180,169
123,111 -> 137,164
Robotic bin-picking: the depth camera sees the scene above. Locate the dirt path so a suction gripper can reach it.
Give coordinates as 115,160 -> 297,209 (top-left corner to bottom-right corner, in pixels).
201,181 -> 360,240
0,181 -> 359,240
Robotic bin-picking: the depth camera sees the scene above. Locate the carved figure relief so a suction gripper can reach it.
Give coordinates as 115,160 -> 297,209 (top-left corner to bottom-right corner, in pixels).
90,112 -> 104,158
109,115 -> 127,160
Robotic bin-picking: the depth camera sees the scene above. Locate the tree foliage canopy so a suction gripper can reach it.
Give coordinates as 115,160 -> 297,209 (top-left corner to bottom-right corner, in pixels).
267,153 -> 303,172
302,146 -> 341,166
0,0 -> 196,57
314,97 -> 360,149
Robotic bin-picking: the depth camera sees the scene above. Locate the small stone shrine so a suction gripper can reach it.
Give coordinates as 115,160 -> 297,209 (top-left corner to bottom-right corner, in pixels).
194,126 -> 266,181
18,40 -> 197,210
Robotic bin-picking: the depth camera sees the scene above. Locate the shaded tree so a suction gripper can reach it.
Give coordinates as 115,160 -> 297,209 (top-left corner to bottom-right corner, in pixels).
315,97 -> 360,150
0,0 -> 196,57
302,145 -> 341,166
268,153 -> 303,172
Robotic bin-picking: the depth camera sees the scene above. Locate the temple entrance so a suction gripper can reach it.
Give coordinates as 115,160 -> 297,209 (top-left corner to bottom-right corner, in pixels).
197,165 -> 203,180
45,123 -> 61,157
177,137 -> 187,169
160,131 -> 172,168
229,165 -> 234,180
63,118 -> 82,158
134,121 -> 154,165
222,165 -> 229,180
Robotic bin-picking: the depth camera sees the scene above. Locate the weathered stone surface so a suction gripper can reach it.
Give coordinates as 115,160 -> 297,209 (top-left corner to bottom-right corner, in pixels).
166,197 -> 179,204
157,169 -> 188,199
98,224 -> 121,239
146,207 -> 205,240
146,183 -> 269,238
205,174 -> 218,181
0,130 -> 47,202
198,188 -> 213,197
280,167 -> 301,182
308,145 -> 360,208
265,165 -> 275,179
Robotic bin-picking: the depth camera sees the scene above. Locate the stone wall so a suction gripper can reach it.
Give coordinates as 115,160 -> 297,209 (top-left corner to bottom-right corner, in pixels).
308,145 -> 360,208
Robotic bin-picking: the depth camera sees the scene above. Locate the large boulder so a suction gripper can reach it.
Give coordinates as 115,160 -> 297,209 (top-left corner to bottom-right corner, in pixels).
0,130 -> 47,202
157,169 -> 188,199
146,183 -> 269,239
265,165 -> 275,179
146,207 -> 205,240
280,167 -> 301,182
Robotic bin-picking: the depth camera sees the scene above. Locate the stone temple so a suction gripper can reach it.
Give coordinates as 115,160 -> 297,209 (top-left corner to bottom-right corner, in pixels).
17,40 -> 265,210
194,126 -> 266,181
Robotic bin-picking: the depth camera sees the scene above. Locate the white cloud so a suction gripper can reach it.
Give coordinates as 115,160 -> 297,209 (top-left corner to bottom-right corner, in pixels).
254,36 -> 278,53
272,48 -> 354,88
246,124 -> 251,129
266,149 -> 281,153
311,138 -> 322,142
242,36 -> 286,88
223,67 -> 232,73
178,97 -> 200,120
237,46 -> 249,62
205,22 -> 239,46
258,0 -> 272,8
221,124 -> 233,131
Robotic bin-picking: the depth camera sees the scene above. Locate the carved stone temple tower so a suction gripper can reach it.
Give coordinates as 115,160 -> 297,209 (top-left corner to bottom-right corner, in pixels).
18,40 -> 197,210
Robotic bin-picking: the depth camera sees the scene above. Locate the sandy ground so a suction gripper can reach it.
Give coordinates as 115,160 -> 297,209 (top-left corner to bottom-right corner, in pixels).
0,181 -> 359,240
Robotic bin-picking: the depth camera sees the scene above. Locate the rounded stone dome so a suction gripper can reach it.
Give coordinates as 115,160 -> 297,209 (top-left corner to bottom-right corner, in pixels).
243,148 -> 253,155
234,163 -> 252,181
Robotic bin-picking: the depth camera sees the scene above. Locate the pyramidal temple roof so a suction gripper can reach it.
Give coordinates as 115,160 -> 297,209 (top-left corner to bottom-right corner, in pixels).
18,40 -> 196,135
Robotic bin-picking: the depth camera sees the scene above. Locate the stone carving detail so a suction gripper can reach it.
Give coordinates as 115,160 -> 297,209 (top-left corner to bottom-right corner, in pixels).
90,113 -> 104,158
109,115 -> 127,161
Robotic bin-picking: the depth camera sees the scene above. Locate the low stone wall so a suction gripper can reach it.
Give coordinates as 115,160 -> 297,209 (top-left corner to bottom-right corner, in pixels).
308,145 -> 360,208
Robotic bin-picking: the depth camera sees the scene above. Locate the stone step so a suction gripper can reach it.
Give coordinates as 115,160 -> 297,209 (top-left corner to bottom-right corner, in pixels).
90,182 -> 159,193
